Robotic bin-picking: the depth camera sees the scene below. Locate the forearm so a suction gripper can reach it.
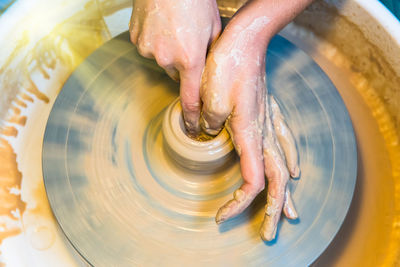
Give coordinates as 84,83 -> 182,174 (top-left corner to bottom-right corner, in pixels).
222,0 -> 314,50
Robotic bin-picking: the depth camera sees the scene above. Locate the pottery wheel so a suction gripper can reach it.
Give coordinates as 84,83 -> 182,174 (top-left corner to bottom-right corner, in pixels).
42,31 -> 357,266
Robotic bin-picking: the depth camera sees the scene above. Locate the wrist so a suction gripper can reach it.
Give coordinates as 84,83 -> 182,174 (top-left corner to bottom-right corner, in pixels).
219,13 -> 271,56
222,0 -> 313,49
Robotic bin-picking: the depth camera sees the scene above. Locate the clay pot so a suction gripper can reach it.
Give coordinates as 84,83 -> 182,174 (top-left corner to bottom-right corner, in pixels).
162,97 -> 235,173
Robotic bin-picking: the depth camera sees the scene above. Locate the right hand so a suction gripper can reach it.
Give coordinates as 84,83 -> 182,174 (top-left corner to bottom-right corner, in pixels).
129,0 -> 221,135
199,13 -> 300,240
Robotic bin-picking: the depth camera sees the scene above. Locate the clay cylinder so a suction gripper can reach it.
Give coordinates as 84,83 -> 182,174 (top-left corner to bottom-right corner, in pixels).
162,98 -> 235,173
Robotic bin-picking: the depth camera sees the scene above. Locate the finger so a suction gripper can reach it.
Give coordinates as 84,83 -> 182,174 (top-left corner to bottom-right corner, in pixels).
270,95 -> 300,178
260,105 -> 289,241
154,49 -> 180,82
283,187 -> 298,219
215,112 -> 264,224
180,66 -> 204,136
215,187 -> 258,224
260,183 -> 286,241
208,19 -> 222,48
136,34 -> 154,59
200,64 -> 232,135
259,144 -> 288,241
164,66 -> 180,82
129,16 -> 139,45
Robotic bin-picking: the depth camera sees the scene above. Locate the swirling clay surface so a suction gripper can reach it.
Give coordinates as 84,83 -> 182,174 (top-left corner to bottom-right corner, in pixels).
42,32 -> 356,266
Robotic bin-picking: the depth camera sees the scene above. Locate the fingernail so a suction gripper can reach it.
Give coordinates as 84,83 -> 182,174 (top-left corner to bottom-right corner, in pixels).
215,207 -> 230,224
284,190 -> 298,219
184,121 -> 195,134
165,67 -> 180,82
260,217 -> 277,241
284,204 -> 298,220
290,208 -> 298,220
260,195 -> 279,241
291,166 -> 300,178
184,118 -> 201,136
200,116 -> 220,136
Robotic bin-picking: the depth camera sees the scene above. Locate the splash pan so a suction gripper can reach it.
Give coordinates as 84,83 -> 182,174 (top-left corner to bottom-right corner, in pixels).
42,31 -> 357,266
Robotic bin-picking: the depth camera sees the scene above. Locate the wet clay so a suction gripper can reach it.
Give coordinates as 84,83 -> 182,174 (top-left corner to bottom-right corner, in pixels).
162,97 -> 234,172
278,4 -> 400,264
41,28 -> 358,266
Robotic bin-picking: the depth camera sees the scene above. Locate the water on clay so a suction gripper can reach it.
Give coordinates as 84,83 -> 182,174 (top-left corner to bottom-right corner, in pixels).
42,32 -> 356,266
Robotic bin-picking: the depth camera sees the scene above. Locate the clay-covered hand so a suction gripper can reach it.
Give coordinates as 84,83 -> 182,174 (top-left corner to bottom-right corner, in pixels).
200,13 -> 300,241
129,0 -> 221,135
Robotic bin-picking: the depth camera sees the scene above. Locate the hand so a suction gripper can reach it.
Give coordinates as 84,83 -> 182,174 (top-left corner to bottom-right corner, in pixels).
200,12 -> 300,241
129,0 -> 221,135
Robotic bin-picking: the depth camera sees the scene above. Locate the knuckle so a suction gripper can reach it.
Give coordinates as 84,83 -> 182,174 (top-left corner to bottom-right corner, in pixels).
137,46 -> 151,58
129,31 -> 138,45
155,54 -> 172,69
253,181 -> 265,194
265,166 -> 279,181
266,169 -> 288,187
136,37 -> 152,58
181,101 -> 200,114
205,104 -> 230,121
181,58 -> 197,70
179,51 -> 202,70
245,180 -> 265,196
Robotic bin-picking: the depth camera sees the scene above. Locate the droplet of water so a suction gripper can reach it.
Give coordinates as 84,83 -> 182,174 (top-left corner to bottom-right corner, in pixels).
28,225 -> 55,250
